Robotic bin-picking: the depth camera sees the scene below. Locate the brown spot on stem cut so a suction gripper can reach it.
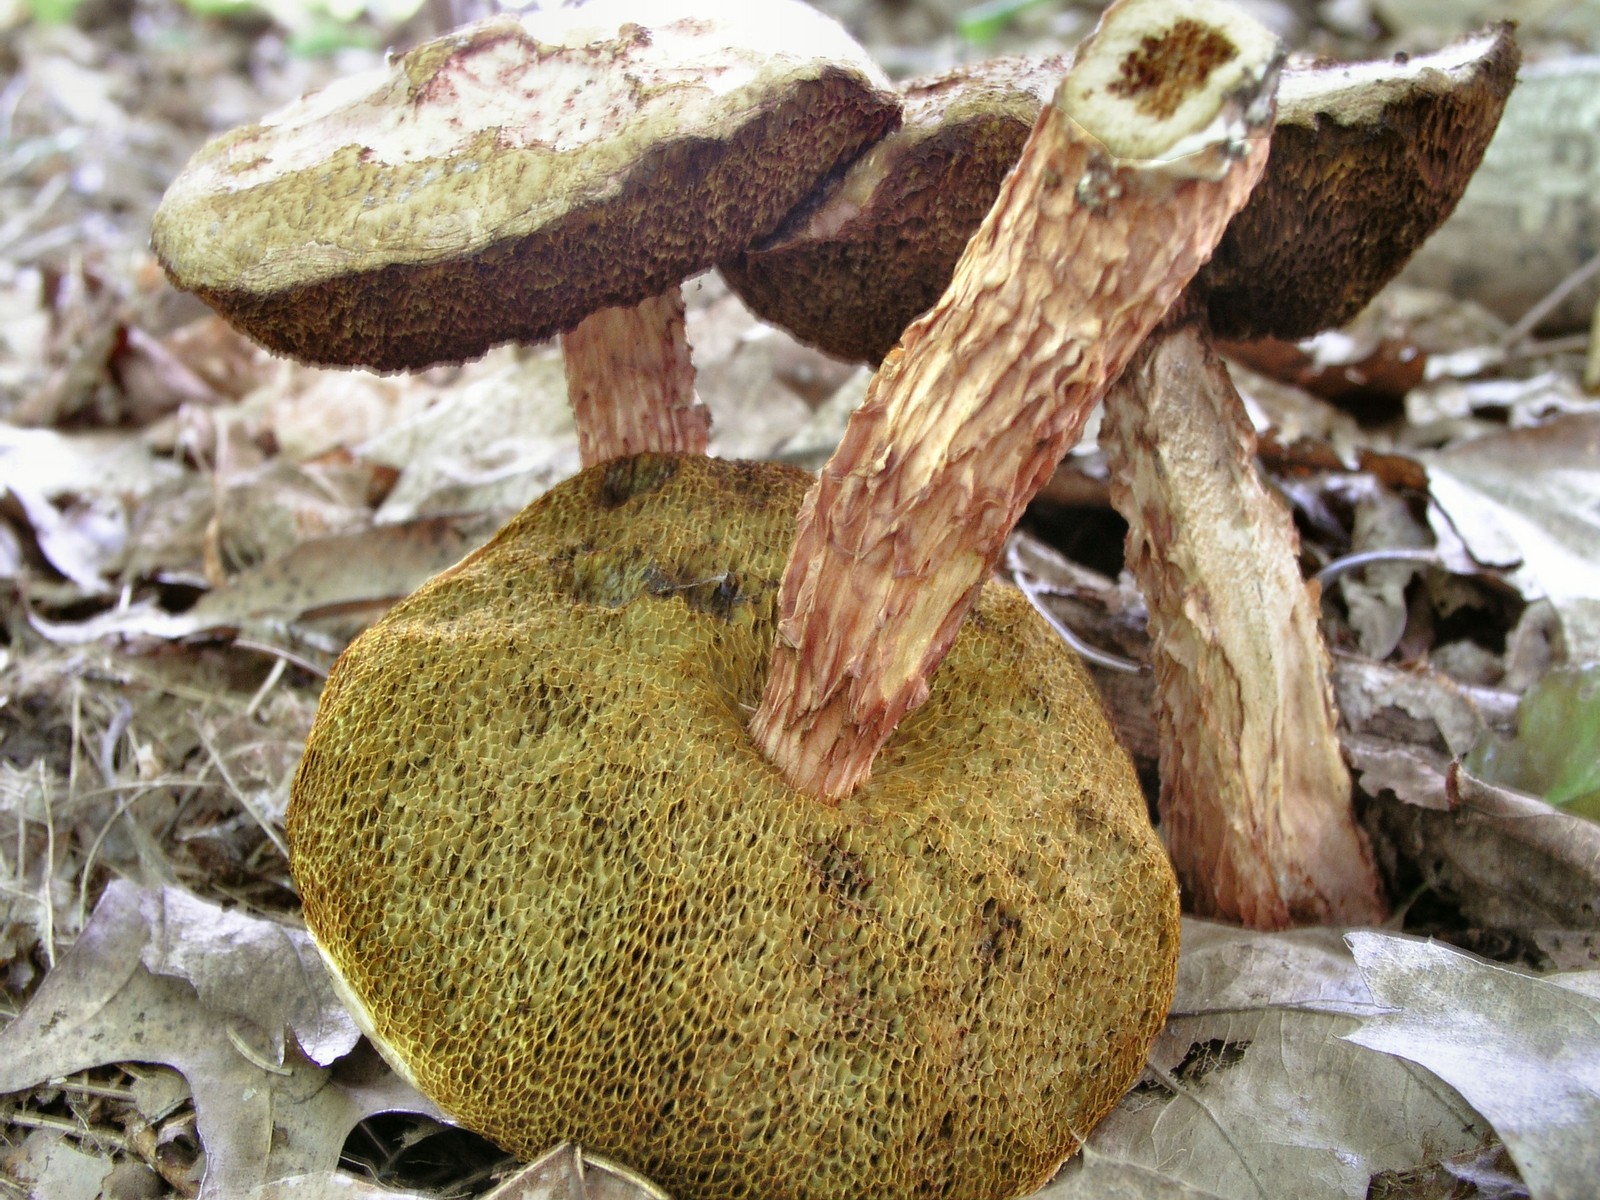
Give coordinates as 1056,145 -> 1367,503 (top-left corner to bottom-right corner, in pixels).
1109,21 -> 1238,119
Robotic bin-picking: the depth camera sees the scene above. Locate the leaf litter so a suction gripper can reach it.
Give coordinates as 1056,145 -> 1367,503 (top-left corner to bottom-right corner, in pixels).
3,0 -> 1600,1197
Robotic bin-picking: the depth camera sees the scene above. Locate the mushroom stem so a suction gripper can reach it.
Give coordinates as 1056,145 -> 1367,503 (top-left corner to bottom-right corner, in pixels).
750,0 -> 1281,802
561,286 -> 710,468
1101,303 -> 1387,927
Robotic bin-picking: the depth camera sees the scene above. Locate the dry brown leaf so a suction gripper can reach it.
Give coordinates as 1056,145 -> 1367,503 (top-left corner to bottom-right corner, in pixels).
1424,412 -> 1600,658
482,1143 -> 672,1200
1397,57 -> 1600,332
1042,923 -> 1491,1200
3,1128 -> 112,1200
1370,764 -> 1600,932
1345,931 -> 1600,1199
31,512 -> 502,645
356,349 -> 578,522
0,881 -> 440,1199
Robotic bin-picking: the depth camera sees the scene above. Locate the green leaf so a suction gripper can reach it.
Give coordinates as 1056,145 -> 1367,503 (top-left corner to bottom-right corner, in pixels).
1466,661 -> 1600,818
26,0 -> 86,24
957,0 -> 1055,46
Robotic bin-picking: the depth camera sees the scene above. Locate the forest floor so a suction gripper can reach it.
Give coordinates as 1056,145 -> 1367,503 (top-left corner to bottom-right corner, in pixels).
2,1 -> 1599,1198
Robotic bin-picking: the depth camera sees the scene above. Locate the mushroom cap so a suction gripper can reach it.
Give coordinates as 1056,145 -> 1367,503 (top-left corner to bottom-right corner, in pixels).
152,0 -> 898,372
723,26 -> 1517,362
721,55 -> 1067,365
287,454 -> 1178,1200
1199,22 -> 1520,340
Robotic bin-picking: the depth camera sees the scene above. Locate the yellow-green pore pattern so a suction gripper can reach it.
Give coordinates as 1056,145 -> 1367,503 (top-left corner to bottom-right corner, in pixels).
287,455 -> 1178,1200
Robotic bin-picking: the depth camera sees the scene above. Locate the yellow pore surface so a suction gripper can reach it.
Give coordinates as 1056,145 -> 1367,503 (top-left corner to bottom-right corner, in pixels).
287,454 -> 1178,1200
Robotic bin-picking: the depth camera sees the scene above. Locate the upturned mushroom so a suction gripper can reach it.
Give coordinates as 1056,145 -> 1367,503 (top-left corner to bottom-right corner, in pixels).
286,1 -> 1278,1195
151,0 -> 898,465
723,27 -> 1517,926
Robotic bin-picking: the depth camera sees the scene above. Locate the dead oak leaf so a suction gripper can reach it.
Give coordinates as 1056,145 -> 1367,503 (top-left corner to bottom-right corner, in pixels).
1345,932 -> 1600,1200
0,881 -> 441,1199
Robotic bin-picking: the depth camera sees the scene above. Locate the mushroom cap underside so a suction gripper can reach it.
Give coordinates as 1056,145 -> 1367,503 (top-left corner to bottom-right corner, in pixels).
724,25 -> 1517,362
152,0 -> 898,371
721,56 -> 1068,366
287,453 -> 1179,1200
1202,22 -> 1519,339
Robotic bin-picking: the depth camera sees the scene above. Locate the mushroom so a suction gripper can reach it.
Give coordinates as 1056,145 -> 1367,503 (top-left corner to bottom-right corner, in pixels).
151,0 -> 898,466
725,27 -> 1518,925
720,53 -> 1069,366
1104,25 -> 1518,928
287,0 -> 1276,1195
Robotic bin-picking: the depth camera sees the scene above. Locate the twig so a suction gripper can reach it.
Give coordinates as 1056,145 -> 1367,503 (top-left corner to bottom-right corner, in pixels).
1004,542 -> 1147,675
3,1109 -> 131,1153
198,728 -> 291,863
1312,547 -> 1444,589
1500,248 -> 1600,348
48,1073 -> 137,1102
233,635 -> 331,682
244,655 -> 289,719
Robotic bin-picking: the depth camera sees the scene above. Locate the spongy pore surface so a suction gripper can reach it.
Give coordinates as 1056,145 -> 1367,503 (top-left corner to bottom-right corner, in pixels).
287,454 -> 1179,1200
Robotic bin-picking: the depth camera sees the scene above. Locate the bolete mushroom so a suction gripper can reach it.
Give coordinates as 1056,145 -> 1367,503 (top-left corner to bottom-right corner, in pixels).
150,0 -> 899,465
287,0 -> 1276,1194
1103,25 -> 1517,928
724,26 -> 1517,926
721,53 -> 1069,366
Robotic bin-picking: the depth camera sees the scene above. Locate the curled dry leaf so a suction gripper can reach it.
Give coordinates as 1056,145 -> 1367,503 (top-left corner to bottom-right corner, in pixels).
30,512 -> 503,646
1042,923 -> 1492,1200
1423,411 -> 1600,659
0,881 -> 440,1199
1367,763 -> 1600,933
1344,931 -> 1600,1200
0,423 -> 184,593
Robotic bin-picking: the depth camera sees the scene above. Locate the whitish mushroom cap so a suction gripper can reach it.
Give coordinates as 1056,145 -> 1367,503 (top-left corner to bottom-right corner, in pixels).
721,55 -> 1068,365
1199,23 -> 1519,339
152,0 -> 898,371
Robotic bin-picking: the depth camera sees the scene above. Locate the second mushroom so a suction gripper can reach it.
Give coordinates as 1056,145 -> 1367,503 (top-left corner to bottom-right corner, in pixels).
728,25 -> 1518,927
280,0 -> 1281,1194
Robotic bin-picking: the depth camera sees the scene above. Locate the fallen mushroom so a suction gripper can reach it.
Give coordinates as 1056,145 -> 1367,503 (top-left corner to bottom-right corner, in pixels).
749,0 -> 1282,801
286,0 -> 1276,1194
151,0 -> 898,465
722,29 -> 1516,361
726,27 -> 1517,925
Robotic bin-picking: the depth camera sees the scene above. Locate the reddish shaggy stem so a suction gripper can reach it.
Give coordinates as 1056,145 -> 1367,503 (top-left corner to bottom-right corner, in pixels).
750,0 -> 1279,801
562,287 -> 709,468
1102,308 -> 1387,926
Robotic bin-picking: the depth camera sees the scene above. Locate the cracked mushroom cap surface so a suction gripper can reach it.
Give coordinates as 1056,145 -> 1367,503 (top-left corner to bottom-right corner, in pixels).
720,55 -> 1068,365
287,453 -> 1179,1200
152,0 -> 898,372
